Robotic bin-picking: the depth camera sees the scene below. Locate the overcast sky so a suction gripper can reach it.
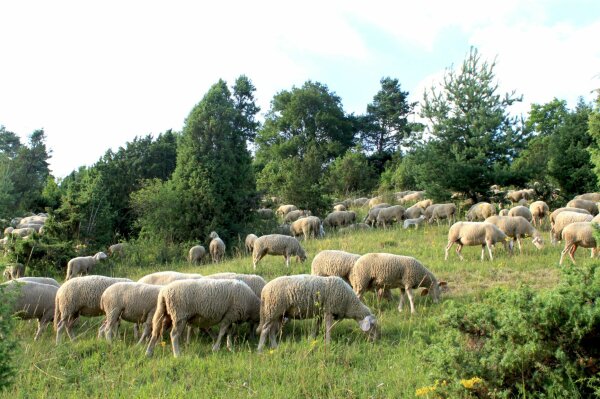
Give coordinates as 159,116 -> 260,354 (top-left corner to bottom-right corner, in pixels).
1,0 -> 599,178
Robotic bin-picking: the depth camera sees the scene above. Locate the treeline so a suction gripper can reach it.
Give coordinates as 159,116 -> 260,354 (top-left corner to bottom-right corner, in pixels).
1,47 -> 600,251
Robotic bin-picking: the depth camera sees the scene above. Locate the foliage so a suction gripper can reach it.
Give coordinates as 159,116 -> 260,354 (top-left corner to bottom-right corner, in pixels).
0,283 -> 17,391
426,264 -> 600,398
322,148 -> 378,198
130,179 -> 182,242
379,153 -> 419,192
587,91 -> 600,187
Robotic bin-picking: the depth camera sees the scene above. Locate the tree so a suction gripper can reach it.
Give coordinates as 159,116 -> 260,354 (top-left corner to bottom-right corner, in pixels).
322,148 -> 377,197
588,90 -> 600,186
418,47 -> 525,200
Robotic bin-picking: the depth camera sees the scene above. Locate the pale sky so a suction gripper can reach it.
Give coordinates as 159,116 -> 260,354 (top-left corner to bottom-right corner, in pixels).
1,0 -> 599,178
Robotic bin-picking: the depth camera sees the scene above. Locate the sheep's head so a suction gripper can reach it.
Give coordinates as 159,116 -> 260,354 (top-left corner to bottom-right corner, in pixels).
532,236 -> 544,250
94,252 -> 108,261
209,231 -> 219,239
421,280 -> 447,303
359,315 -> 379,341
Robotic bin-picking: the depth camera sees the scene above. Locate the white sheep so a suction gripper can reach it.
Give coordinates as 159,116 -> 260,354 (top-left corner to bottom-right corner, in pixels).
205,272 -> 267,299
276,204 -> 298,217
498,209 -> 509,216
363,206 -> 389,227
429,203 -> 457,225
445,222 -> 510,261
368,196 -> 385,208
251,234 -> 307,269
376,205 -> 405,228
506,189 -> 535,204
566,199 -> 599,215
310,250 -> 361,283
145,278 -> 261,357
403,215 -> 426,229
256,275 -> 378,351
323,211 -> 356,229
138,271 -> 204,285
1,280 -> 58,340
333,204 -> 347,212
98,282 -> 162,343
414,199 -> 433,210
349,253 -> 446,314
16,276 -> 60,287
10,227 -> 35,237
209,232 -> 226,263
404,205 -> 424,219
54,275 -> 132,343
290,216 -> 322,240
188,245 -> 207,264
551,211 -> 593,244
399,191 -> 425,204
3,263 -> 25,280
507,205 -> 533,222
574,193 -> 600,202
549,207 -> 591,228
484,215 -> 544,253
3,226 -> 14,236
243,234 -> 258,254
559,222 -> 599,265
466,202 -> 496,221
352,197 -> 369,207
424,204 -> 441,221
108,243 -> 127,257
65,252 -> 108,280
283,209 -> 311,223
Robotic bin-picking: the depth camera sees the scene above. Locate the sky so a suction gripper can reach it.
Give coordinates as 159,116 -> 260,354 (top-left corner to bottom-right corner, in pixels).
1,0 -> 599,178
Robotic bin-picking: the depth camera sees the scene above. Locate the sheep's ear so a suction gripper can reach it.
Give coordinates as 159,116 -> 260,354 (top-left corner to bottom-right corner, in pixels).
438,281 -> 447,287
420,288 -> 429,296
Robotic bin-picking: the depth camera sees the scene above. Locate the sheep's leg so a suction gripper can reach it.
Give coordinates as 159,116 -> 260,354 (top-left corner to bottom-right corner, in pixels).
212,322 -> 230,352
170,319 -> 187,357
569,244 -> 578,265
516,237 -> 522,254
405,287 -> 416,314
138,321 -> 152,345
444,242 -> 454,261
481,244 -> 486,261
257,322 -> 271,352
559,244 -> 571,265
104,309 -> 120,343
285,255 -> 290,268
398,288 -> 405,312
311,315 -> 322,339
133,323 -> 139,341
97,319 -> 106,339
324,313 -> 334,344
456,244 -> 464,261
34,319 -> 47,341
270,320 -> 280,349
486,241 -> 494,261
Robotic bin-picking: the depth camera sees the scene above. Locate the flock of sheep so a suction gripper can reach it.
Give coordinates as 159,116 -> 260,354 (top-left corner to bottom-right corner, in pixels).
2,188 -> 599,358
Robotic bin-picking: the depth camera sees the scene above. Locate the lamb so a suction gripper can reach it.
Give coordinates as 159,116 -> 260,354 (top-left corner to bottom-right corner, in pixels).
283,209 -> 311,223
138,271 -> 204,285
333,204 -> 346,212
16,276 -> 60,287
559,222 -> 599,265
205,272 -> 267,298
245,234 -> 258,253
188,245 -> 207,264
276,204 -> 298,217
403,215 -> 426,229
566,199 -> 599,215
3,263 -> 25,280
323,211 -> 356,229
551,211 -> 593,244
508,205 -> 533,222
1,280 -> 58,340
445,222 -> 510,261
428,203 -> 457,225
529,201 -> 550,227
209,232 -> 226,263
98,282 -> 162,343
290,216 -> 322,240
349,253 -> 446,314
256,275 -> 378,351
405,205 -> 424,219
108,243 -> 127,257
65,252 -> 108,280
376,205 -> 405,228
145,279 -> 261,357
484,215 -> 544,253
466,202 -> 496,221
574,193 -> 600,202
251,234 -> 307,269
549,207 -> 590,228
310,250 -> 361,283
54,275 -> 132,343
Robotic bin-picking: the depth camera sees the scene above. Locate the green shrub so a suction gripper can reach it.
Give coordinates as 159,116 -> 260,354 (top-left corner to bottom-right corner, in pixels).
423,264 -> 600,398
0,284 -> 17,391
3,234 -> 74,277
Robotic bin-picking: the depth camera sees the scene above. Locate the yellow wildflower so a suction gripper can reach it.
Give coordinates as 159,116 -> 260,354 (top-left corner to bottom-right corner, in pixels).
460,377 -> 483,389
415,385 -> 437,397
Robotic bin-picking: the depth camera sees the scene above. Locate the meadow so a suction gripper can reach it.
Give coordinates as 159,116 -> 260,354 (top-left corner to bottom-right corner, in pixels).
3,222 -> 574,399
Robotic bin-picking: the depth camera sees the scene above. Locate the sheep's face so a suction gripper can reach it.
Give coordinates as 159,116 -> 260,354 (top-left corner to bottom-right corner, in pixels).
296,252 -> 307,263
421,281 -> 447,303
532,236 -> 544,250
359,315 -> 379,341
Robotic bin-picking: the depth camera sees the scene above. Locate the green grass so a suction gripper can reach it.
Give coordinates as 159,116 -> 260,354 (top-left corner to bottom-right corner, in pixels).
3,223 -> 584,398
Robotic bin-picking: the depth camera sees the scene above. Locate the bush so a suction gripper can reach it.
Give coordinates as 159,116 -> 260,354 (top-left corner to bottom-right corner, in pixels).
0,283 -> 17,391
3,234 -> 75,277
423,264 -> 600,398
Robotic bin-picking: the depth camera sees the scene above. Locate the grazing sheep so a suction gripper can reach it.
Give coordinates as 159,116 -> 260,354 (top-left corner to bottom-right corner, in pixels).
414,199 -> 433,210
368,196 -> 385,208
566,199 -> 599,215
399,191 -> 425,204
145,279 -> 261,357
429,203 -> 457,225
108,243 -> 127,257
323,211 -> 356,229
283,210 -> 311,224
559,222 -> 599,265
16,277 -> 60,287
245,234 -> 259,254
506,189 -> 535,204
549,207 -> 591,228
376,205 -> 406,228
275,224 -> 292,236
65,252 -> 108,280
209,233 -> 226,263
424,204 -> 441,221
405,205 -> 424,219
403,215 -> 426,229
257,208 -> 275,219
205,272 -> 267,299
138,271 -> 204,285
276,205 -> 298,217
498,209 -> 509,216
445,222 -> 510,261
310,250 -> 361,283
370,203 -> 391,210
188,245 -> 207,264
551,211 -> 593,244
10,227 -> 35,238
466,202 -> 496,221
574,193 -> 600,202
508,205 -> 533,222
256,275 -> 378,351
290,216 -> 322,240
3,263 -> 25,280
529,201 -> 550,227
363,206 -> 390,227
252,234 -> 307,269
484,215 -> 544,253
99,282 -> 162,343
352,197 -> 370,207
333,204 -> 346,212
54,275 -> 132,343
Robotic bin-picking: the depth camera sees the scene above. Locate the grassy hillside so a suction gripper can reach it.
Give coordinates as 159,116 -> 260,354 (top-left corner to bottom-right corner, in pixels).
3,223 -> 574,398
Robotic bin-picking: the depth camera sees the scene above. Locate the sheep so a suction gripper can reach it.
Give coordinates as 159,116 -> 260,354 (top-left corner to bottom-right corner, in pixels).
506,189 -> 535,204
10,227 -> 35,237
17,215 -> 47,226
368,196 -> 385,208
529,201 -> 550,227
574,193 -> 600,202
424,204 -> 441,221
399,191 -> 425,204
3,226 -> 14,236
445,222 -> 510,261
323,211 -> 356,229
16,276 -> 60,287
275,223 -> 292,236
138,271 -> 204,285
108,243 -> 127,257
252,234 -> 307,269
3,263 -> 25,280
403,215 -> 426,229
559,222 -> 599,265
283,210 -> 311,224
549,207 -> 591,228
333,204 -> 346,212
551,211 -> 593,244
209,232 -> 226,263
205,272 -> 267,299
498,209 -> 509,216
376,205 -> 405,228
290,216 -> 322,240
256,275 -> 378,351
276,204 -> 298,217
484,215 -> 544,253
466,202 -> 496,221
65,252 -> 108,280
15,223 -> 43,232
352,197 -> 369,207
414,199 -> 433,210
349,253 -> 446,314
363,206 -> 389,227
370,203 -> 391,210
508,205 -> 533,222
257,208 -> 275,219
1,280 -> 58,340
98,282 -> 162,343
394,191 -> 415,201
54,275 -> 132,343
429,203 -> 457,225
405,205 -> 424,219
188,245 -> 207,264
566,199 -> 599,215
145,279 -> 261,357
245,234 -> 258,253
310,250 -> 361,283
